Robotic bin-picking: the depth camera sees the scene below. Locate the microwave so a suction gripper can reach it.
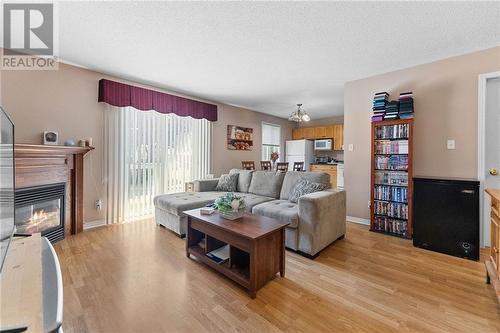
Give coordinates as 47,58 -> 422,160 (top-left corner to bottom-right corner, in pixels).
314,139 -> 333,150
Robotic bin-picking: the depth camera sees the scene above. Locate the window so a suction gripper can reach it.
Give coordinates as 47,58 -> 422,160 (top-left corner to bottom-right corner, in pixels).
104,106 -> 211,222
262,122 -> 281,161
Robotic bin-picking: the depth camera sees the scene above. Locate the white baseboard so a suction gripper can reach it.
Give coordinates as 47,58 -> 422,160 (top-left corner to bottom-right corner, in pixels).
347,216 -> 370,225
83,219 -> 107,230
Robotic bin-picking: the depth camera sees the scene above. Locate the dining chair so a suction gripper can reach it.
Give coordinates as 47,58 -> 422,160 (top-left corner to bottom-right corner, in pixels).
241,161 -> 256,170
276,162 -> 289,172
293,162 -> 305,171
260,161 -> 272,171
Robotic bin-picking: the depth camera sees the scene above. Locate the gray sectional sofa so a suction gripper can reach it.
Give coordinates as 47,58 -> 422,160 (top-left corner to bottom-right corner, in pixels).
153,169 -> 346,257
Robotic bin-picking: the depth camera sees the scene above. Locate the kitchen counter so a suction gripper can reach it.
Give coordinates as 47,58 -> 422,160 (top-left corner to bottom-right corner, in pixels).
310,162 -> 344,165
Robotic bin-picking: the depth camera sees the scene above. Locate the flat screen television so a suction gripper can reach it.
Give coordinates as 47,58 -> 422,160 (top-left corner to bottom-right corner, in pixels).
0,106 -> 15,273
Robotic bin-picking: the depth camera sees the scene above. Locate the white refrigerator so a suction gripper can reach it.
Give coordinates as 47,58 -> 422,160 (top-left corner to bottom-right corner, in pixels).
286,139 -> 314,171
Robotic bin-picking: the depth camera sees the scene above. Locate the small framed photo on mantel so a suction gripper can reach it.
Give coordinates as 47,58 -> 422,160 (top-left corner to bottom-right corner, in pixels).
43,130 -> 59,145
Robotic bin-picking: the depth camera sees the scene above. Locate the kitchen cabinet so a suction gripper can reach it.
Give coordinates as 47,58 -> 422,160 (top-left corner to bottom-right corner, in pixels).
325,126 -> 335,138
303,127 -> 316,140
333,124 -> 344,150
292,128 -> 304,140
314,127 -> 327,138
291,124 -> 344,150
310,164 -> 337,188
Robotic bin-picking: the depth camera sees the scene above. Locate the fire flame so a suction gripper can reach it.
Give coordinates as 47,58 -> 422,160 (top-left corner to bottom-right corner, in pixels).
32,209 -> 48,221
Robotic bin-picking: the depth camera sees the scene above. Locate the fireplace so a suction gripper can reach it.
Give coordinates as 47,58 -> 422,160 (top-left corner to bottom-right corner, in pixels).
15,183 -> 66,243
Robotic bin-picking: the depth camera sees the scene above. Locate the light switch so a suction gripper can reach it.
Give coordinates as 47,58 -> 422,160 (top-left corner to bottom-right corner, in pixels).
447,139 -> 456,150
348,144 -> 354,152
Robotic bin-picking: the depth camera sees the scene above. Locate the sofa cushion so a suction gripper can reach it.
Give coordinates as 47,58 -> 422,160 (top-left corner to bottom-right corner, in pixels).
280,171 -> 330,200
252,200 -> 299,228
288,179 -> 328,203
229,169 -> 254,193
236,193 -> 275,212
248,171 -> 285,198
153,191 -> 221,216
215,173 -> 238,192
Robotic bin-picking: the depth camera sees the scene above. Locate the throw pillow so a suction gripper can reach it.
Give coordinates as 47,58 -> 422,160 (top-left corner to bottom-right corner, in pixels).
288,179 -> 327,203
215,173 -> 239,192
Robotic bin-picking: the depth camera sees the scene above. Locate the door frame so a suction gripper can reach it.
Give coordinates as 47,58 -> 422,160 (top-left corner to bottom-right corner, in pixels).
477,71 -> 500,247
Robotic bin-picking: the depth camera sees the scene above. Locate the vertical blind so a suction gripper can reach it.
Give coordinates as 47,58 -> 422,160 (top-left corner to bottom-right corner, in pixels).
261,122 -> 281,161
104,105 -> 211,223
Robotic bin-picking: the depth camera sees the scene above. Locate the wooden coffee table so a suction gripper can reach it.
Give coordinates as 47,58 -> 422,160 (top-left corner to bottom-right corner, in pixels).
184,209 -> 289,298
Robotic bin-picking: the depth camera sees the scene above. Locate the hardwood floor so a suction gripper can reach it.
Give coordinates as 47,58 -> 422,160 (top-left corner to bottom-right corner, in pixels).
54,220 -> 500,333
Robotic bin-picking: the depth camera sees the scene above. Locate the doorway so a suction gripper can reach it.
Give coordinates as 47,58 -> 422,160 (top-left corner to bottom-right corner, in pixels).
478,71 -> 500,247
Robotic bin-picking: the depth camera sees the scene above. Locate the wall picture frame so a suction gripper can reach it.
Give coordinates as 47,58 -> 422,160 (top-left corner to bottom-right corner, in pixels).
227,125 -> 253,151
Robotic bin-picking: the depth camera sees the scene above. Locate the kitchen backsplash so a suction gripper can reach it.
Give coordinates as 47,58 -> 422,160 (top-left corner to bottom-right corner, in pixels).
314,150 -> 344,162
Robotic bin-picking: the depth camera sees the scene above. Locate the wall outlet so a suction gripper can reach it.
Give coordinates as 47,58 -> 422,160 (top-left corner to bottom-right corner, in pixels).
95,199 -> 102,211
348,144 -> 354,152
368,201 -> 371,209
447,139 -> 456,150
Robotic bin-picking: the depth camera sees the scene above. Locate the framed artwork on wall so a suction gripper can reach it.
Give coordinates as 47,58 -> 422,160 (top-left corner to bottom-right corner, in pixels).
227,125 -> 253,150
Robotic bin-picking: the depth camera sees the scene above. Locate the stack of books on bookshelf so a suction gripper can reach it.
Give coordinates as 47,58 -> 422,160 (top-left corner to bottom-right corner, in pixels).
399,92 -> 414,119
375,155 -> 409,170
384,101 -> 399,120
374,140 -> 408,154
371,92 -> 388,122
373,216 -> 408,236
371,121 -> 413,238
374,185 -> 408,203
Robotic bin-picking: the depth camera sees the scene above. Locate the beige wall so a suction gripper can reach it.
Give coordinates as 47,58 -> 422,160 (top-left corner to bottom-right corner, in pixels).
1,62 -> 292,224
297,115 -> 344,127
344,47 -> 500,219
213,105 -> 293,175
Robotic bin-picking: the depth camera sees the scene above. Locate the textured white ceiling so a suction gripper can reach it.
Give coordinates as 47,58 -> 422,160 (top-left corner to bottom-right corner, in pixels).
55,1 -> 499,119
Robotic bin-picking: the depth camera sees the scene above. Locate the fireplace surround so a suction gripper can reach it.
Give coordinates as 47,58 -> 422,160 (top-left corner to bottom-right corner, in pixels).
14,144 -> 92,237
15,183 -> 66,243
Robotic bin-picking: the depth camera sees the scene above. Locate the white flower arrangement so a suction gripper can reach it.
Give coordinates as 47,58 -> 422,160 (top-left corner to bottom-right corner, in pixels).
214,193 -> 246,220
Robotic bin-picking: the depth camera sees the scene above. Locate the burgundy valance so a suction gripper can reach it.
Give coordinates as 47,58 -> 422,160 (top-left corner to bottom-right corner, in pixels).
98,79 -> 218,121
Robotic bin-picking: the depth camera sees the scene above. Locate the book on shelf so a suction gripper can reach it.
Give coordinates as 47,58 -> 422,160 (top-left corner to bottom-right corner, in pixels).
206,244 -> 230,264
372,116 -> 384,122
384,114 -> 399,120
374,201 -> 408,219
375,170 -> 409,186
374,185 -> 408,203
375,140 -> 408,154
375,123 -> 409,139
375,155 -> 409,170
373,216 -> 407,236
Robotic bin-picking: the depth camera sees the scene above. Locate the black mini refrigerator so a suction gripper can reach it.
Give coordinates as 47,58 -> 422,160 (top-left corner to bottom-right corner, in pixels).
413,177 -> 480,260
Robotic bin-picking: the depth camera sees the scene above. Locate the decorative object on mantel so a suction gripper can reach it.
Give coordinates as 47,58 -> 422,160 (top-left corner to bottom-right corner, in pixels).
288,103 -> 310,122
78,139 -> 86,147
43,130 -> 59,145
213,192 -> 246,220
271,151 -> 279,170
227,125 -> 253,150
64,139 -> 77,146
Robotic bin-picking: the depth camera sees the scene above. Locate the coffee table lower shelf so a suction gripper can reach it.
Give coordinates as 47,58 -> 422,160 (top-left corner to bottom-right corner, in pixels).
188,245 -> 250,289
185,209 -> 288,298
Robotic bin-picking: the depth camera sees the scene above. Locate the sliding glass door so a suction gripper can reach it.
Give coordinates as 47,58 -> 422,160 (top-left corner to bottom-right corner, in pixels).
104,106 -> 211,222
